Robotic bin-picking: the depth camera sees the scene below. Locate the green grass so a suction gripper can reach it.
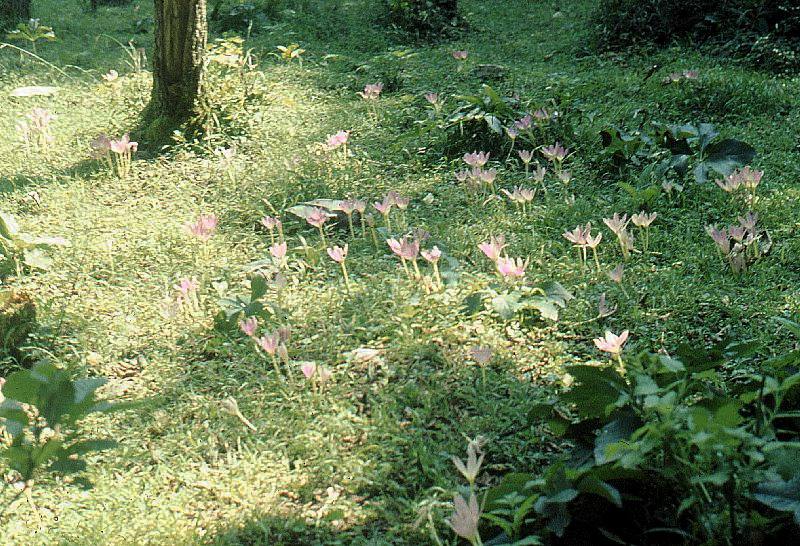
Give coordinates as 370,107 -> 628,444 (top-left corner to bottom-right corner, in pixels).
1,0 -> 799,544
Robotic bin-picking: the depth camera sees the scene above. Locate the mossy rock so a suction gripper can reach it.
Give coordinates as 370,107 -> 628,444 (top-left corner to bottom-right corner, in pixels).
0,290 -> 36,358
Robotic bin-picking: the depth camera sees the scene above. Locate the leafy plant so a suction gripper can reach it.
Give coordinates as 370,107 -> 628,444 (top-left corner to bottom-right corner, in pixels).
481,280 -> 574,322
6,18 -> 55,54
483,332 -> 800,543
382,0 -> 460,39
0,361 -> 129,494
0,211 -> 69,276
0,290 -> 36,365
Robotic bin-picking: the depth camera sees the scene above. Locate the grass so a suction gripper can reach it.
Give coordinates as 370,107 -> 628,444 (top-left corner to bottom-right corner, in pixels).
1,0 -> 800,544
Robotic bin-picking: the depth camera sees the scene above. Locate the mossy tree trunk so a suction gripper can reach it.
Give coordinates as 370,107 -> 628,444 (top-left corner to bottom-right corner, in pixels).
146,0 -> 207,132
0,0 -> 32,28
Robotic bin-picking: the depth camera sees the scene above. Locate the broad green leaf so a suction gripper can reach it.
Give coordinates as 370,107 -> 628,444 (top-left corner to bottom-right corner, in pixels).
491,292 -> 521,320
704,138 -> 756,177
754,476 -> 800,524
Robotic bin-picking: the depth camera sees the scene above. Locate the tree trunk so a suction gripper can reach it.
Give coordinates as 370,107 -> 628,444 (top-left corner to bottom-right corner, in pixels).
148,0 -> 207,127
0,0 -> 32,28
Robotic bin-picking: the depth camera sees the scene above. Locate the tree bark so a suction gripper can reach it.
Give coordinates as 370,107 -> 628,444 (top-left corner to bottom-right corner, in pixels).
0,0 -> 32,27
148,0 -> 207,126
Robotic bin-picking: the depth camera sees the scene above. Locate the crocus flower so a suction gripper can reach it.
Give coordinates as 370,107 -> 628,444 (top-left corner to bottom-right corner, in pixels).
452,50 -> 468,60
452,437 -> 485,486
455,169 -> 470,183
514,114 -> 533,132
631,212 -> 656,251
327,244 -> 348,263
463,151 -> 490,168
518,150 -> 533,165
174,277 -> 199,298
533,107 -> 550,122
532,164 -> 547,184
478,235 -> 506,262
541,142 -> 569,165
738,166 -> 763,190
301,362 -> 317,379
109,133 -> 137,155
593,330 -> 629,355
261,216 -> 282,243
421,246 -> 441,264
557,170 -> 572,186
91,133 -> 111,157
603,213 -> 630,235
424,92 -> 439,105
448,493 -> 481,543
269,241 -> 288,267
358,82 -> 383,100
496,256 -> 528,279
186,213 -> 218,242
608,264 -> 624,283
706,225 -> 731,255
325,130 -> 349,151
729,225 -> 745,243
505,125 -> 519,141
739,212 -> 758,233
257,332 -> 280,355
478,168 -> 497,187
422,246 -> 443,288
340,199 -> 360,236
306,207 -> 329,228
239,316 -> 258,337
469,346 -> 493,365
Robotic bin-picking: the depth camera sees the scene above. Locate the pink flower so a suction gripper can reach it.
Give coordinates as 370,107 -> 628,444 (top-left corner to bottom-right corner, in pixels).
318,367 -> 333,383
608,264 -> 624,283
186,213 -> 218,241
261,216 -> 282,231
469,346 -> 493,365
739,212 -> 758,233
514,114 -> 533,131
532,164 -> 547,183
301,362 -> 317,379
174,277 -> 199,297
563,224 -> 591,247
506,126 -> 519,140
358,82 -> 384,100
533,108 -> 550,122
387,237 -> 419,260
478,168 -> 497,185
257,332 -> 280,355
373,196 -> 393,215
541,142 -> 568,163
682,70 -> 699,79
452,50 -> 468,60
306,207 -> 330,229
421,246 -> 442,264
386,191 -> 410,210
325,130 -> 349,150
269,241 -> 288,260
239,316 -> 258,337
631,212 -> 657,228
603,213 -> 630,235
729,225 -> 745,243
340,200 -> 358,215
593,330 -> 629,354
109,133 -> 138,154
518,150 -> 533,164
424,92 -> 439,105
455,169 -> 470,183
478,235 -> 507,262
327,244 -> 348,263
557,170 -> 572,185
448,493 -> 481,542
463,151 -> 490,168
496,256 -> 528,278
706,225 -> 731,255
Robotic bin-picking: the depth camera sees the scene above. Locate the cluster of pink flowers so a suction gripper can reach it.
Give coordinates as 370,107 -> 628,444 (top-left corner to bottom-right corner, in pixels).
373,190 -> 410,232
186,213 -> 219,242
603,212 -> 635,260
663,70 -> 699,83
478,234 -> 528,280
540,142 -> 569,166
17,107 -> 55,149
358,82 -> 383,100
706,212 -> 761,273
239,316 -> 292,379
563,222 -> 603,269
456,151 -> 498,192
91,132 -> 138,177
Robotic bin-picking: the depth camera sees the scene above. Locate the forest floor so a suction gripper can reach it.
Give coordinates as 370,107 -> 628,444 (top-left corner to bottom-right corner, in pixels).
1,0 -> 799,544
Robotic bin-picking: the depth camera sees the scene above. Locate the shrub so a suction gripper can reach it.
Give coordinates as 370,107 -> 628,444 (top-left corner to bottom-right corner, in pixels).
592,0 -> 800,70
382,0 -> 460,39
481,329 -> 800,544
209,0 -> 281,33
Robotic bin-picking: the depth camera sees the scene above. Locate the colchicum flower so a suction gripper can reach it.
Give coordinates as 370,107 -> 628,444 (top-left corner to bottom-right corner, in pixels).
496,256 -> 528,279
593,330 -> 629,355
478,235 -> 507,262
306,207 -> 330,244
463,151 -> 490,168
327,244 -> 351,289
239,316 -> 258,337
452,437 -> 485,487
447,493 -> 481,545
357,82 -> 383,100
186,213 -> 218,242
540,142 -> 569,166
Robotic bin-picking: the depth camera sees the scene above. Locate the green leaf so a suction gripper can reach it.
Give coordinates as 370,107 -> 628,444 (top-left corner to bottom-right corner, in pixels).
527,297 -> 560,321
576,475 -> 622,507
754,476 -> 800,524
2,369 -> 42,404
73,377 -> 107,404
249,275 -> 269,301
562,365 -> 626,418
704,139 -> 756,177
594,411 -> 642,465
491,292 -> 522,320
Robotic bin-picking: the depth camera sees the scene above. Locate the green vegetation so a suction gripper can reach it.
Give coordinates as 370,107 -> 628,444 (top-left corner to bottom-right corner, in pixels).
1,0 -> 799,544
